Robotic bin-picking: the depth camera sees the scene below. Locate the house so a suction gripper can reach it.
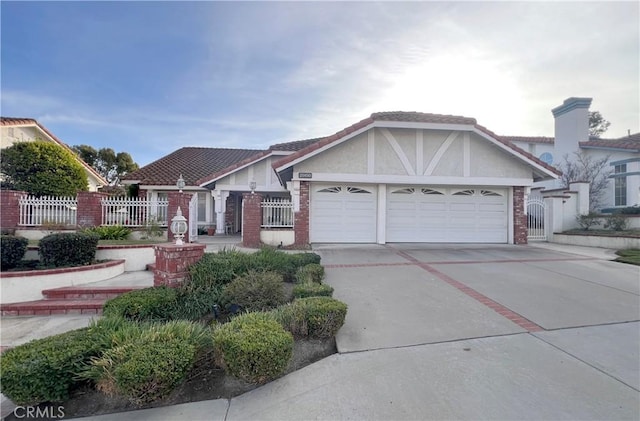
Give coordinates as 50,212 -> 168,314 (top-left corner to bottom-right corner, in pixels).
0,117 -> 108,191
507,98 -> 640,211
124,111 -> 560,244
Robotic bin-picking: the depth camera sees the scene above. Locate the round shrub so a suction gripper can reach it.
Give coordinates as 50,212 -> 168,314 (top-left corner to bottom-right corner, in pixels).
292,282 -> 334,299
295,263 -> 325,284
272,297 -> 347,339
86,321 -> 210,405
39,232 -> 99,267
222,270 -> 287,312
213,312 -> 293,384
1,235 -> 28,269
0,322 -> 121,405
103,286 -> 178,322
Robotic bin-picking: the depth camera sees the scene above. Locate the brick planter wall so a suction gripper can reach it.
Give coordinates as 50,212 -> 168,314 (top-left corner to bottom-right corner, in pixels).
513,186 -> 528,245
242,193 -> 262,248
294,181 -> 310,247
0,190 -> 27,231
77,191 -> 109,228
153,243 -> 206,287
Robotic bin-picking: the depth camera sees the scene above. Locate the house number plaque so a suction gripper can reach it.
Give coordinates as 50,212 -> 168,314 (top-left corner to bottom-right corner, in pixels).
298,172 -> 312,179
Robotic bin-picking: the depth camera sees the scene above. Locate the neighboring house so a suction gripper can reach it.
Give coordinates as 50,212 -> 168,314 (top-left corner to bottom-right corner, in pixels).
508,98 -> 640,211
0,117 -> 108,191
124,112 -> 559,244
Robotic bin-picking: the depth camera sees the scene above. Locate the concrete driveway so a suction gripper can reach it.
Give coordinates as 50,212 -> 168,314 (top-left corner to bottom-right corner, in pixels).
63,243 -> 640,420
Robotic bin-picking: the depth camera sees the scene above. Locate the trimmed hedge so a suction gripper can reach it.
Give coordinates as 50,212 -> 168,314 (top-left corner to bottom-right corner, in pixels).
1,235 -> 28,269
292,282 -> 334,299
295,263 -> 325,284
272,297 -> 347,339
222,270 -> 287,312
213,312 -> 293,384
39,232 -> 99,267
0,319 -> 131,405
86,321 -> 210,405
103,286 -> 178,322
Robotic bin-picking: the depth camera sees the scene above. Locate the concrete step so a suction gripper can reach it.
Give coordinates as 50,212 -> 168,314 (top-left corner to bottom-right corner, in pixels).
41,285 -> 144,300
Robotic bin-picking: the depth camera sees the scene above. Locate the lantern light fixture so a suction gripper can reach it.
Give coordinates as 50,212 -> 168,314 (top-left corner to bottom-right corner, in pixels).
170,207 -> 188,245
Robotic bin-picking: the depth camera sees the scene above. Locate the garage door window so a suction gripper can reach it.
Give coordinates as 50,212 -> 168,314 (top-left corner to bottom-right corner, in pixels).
421,188 -> 444,195
347,187 -> 372,194
480,190 -> 502,197
318,186 -> 342,193
453,189 -> 475,196
391,188 -> 415,194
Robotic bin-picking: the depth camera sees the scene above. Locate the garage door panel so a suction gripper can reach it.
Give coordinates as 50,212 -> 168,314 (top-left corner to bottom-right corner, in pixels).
311,184 -> 377,243
386,186 -> 508,243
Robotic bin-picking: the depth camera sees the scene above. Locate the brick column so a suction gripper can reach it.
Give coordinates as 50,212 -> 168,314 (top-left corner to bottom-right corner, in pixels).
513,186 -> 528,245
153,243 -> 206,287
294,181 -> 310,247
167,192 -> 191,244
77,191 -> 109,228
242,192 -> 262,248
0,190 -> 27,231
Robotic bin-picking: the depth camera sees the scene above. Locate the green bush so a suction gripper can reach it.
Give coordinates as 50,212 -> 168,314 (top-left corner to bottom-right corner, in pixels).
0,319 -> 130,405
0,235 -> 28,269
103,286 -> 178,322
222,270 -> 287,312
292,252 -> 322,266
85,321 -> 210,405
272,297 -> 347,339
253,248 -> 322,282
295,263 -> 325,283
82,225 -> 131,240
292,282 -> 334,299
604,214 -> 629,231
213,312 -> 293,384
188,249 -> 254,287
172,281 -> 224,320
39,232 -> 99,267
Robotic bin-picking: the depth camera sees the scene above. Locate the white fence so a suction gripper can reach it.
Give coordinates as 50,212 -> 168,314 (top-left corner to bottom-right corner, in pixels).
101,197 -> 169,227
261,198 -> 293,228
19,195 -> 77,226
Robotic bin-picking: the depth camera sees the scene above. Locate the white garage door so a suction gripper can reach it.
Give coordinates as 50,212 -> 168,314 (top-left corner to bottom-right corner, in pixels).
386,186 -> 508,243
310,184 -> 377,243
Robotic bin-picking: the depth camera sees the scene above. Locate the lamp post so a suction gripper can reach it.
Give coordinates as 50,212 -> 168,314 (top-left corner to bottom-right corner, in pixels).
249,180 -> 256,194
177,174 -> 185,193
170,207 -> 188,245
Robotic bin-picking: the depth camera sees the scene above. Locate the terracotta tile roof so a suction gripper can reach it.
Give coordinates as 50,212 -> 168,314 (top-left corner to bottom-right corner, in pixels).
580,133 -> 640,151
502,136 -> 554,144
1,116 -> 108,185
195,150 -> 271,186
273,112 -> 561,177
1,117 -> 38,126
123,147 -> 263,186
269,137 -> 324,151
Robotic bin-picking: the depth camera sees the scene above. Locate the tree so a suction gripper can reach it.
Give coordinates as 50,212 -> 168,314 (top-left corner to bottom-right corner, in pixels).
71,145 -> 139,185
557,151 -> 612,211
0,141 -> 88,197
589,111 -> 610,137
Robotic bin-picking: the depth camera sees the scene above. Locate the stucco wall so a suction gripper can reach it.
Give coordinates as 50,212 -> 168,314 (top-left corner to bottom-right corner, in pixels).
298,132 -> 368,174
216,156 -> 287,192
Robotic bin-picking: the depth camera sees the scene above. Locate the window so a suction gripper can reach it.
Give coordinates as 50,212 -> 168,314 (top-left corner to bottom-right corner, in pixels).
347,186 -> 372,194
614,164 -> 627,206
197,192 -> 207,222
421,188 -> 444,195
391,188 -> 415,194
453,189 -> 475,196
539,152 -> 553,165
318,187 -> 342,193
480,190 -> 502,197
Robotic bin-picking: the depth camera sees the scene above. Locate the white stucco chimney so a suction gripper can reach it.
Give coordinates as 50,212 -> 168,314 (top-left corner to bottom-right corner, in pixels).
551,97 -> 592,163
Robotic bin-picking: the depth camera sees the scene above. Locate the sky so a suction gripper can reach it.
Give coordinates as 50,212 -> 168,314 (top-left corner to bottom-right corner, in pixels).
1,1 -> 639,167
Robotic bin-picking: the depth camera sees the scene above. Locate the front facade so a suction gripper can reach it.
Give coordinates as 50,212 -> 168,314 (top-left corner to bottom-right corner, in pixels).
508,98 -> 640,211
0,117 -> 108,191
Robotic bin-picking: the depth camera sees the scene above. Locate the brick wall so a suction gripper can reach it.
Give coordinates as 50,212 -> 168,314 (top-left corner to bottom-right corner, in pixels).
225,194 -> 235,230
77,191 -> 109,227
242,192 -> 262,248
294,181 -> 310,246
513,186 -> 528,245
0,190 -> 27,231
153,243 -> 206,287
167,192 -> 191,244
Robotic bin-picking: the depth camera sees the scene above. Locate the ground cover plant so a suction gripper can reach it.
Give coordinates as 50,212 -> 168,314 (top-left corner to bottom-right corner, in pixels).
614,249 -> 640,266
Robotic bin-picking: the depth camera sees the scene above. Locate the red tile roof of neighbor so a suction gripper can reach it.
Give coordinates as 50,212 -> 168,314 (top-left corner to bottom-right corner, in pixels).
580,133 -> 640,151
502,136 -> 555,144
123,147 -> 263,186
272,112 -> 562,176
1,117 -> 108,185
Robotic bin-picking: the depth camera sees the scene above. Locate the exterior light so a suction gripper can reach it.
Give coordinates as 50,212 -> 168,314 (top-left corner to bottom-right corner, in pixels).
249,180 -> 256,193
170,206 -> 188,245
177,174 -> 185,193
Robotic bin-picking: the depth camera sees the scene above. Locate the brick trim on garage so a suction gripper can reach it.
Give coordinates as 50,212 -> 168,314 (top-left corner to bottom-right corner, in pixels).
294,181 -> 310,246
513,186 -> 527,245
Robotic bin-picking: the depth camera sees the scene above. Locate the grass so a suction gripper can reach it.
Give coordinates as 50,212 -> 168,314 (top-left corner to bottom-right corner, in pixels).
562,229 -> 640,238
614,249 -> 640,266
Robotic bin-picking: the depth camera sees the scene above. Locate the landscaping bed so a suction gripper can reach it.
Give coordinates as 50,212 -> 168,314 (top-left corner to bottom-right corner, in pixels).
614,249 -> 640,266
561,229 -> 640,238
